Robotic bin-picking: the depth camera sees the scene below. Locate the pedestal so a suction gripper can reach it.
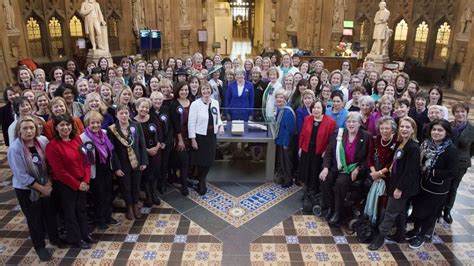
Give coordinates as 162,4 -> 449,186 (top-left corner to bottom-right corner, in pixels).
365,53 -> 390,73
87,49 -> 113,66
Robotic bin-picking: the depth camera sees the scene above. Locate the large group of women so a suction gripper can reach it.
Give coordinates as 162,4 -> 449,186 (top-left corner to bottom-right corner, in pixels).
1,51 -> 473,261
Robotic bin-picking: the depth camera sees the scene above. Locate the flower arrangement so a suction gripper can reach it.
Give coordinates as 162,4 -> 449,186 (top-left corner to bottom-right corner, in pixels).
335,42 -> 353,56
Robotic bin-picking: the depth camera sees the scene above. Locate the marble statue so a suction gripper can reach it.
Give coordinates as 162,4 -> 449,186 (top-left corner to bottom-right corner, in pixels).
370,1 -> 390,56
383,28 -> 393,56
79,0 -> 107,50
3,0 -> 16,31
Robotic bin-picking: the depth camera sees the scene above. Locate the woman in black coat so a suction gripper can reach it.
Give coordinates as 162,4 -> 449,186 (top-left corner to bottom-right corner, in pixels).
369,117 -> 421,251
0,86 -> 20,146
444,103 -> 474,223
319,112 -> 371,226
407,119 -> 458,249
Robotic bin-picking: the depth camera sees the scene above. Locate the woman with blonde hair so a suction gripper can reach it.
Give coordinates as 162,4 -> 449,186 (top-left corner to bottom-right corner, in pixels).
33,91 -> 50,121
83,92 -> 114,128
8,116 -> 62,261
80,111 -> 118,229
115,87 -> 137,117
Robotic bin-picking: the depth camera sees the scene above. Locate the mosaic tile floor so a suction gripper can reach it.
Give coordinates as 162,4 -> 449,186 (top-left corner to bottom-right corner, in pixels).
187,183 -> 301,227
0,200 -> 223,265
250,167 -> 474,265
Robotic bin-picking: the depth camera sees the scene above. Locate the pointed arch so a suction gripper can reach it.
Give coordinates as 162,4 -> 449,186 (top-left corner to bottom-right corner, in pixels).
69,15 -> 84,38
48,15 -> 65,57
412,20 -> 429,61
356,16 -> 370,52
433,19 -> 452,62
26,16 -> 45,57
392,18 -> 408,60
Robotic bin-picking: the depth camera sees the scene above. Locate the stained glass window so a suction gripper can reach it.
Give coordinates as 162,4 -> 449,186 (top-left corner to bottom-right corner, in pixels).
393,19 -> 408,59
413,21 -> 429,61
48,17 -> 64,57
434,22 -> 451,62
26,17 -> 44,57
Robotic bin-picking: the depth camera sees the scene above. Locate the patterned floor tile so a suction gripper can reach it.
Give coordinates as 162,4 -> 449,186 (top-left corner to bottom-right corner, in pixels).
250,168 -> 474,265
187,182 -> 302,227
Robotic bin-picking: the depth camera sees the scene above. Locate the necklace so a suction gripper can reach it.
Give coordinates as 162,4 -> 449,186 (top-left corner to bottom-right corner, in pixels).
380,135 -> 393,147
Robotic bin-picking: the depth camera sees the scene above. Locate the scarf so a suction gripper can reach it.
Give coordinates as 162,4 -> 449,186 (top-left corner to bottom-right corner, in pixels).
420,138 -> 452,174
85,128 -> 114,164
109,123 -> 139,169
335,128 -> 358,174
22,138 -> 48,202
454,121 -> 468,136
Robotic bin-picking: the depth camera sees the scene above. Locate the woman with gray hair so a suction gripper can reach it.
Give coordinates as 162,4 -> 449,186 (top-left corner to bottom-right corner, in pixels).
359,95 -> 375,131
319,111 -> 371,226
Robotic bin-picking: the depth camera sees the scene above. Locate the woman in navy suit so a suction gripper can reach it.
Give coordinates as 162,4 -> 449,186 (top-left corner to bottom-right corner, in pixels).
224,66 -> 254,121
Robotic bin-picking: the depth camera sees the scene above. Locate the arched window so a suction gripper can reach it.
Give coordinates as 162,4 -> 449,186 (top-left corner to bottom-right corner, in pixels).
434,22 -> 451,62
359,19 -> 370,52
69,16 -> 84,52
108,17 -> 120,51
26,17 -> 44,57
69,16 -> 84,37
413,21 -> 429,61
392,19 -> 408,59
48,17 -> 64,57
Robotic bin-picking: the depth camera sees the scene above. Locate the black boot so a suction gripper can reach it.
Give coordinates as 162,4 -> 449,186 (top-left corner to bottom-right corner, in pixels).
302,193 -> 313,213
443,208 -> 453,224
151,180 -> 161,205
180,175 -> 189,196
158,178 -> 167,194
368,234 -> 385,250
197,176 -> 207,196
143,181 -> 153,208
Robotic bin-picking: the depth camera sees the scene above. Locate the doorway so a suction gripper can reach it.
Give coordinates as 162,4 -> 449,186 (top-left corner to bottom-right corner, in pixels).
227,0 -> 263,59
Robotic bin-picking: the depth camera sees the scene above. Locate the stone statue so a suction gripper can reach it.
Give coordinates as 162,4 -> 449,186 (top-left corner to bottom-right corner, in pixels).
370,1 -> 390,55
382,28 -> 393,56
286,0 -> 298,32
3,0 -> 16,31
180,0 -> 190,27
132,0 -> 145,37
460,5 -> 472,35
79,0 -> 107,50
332,0 -> 347,33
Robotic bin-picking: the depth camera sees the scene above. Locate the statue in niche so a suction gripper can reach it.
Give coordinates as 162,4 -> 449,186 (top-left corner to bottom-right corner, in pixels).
180,0 -> 190,27
332,0 -> 347,32
132,0 -> 145,37
460,5 -> 472,35
3,0 -> 17,31
369,1 -> 390,56
286,0 -> 298,32
79,0 -> 107,50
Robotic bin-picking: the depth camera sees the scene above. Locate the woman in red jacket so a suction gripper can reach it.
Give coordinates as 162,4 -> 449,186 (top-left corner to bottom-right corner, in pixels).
46,114 -> 95,249
298,99 -> 336,212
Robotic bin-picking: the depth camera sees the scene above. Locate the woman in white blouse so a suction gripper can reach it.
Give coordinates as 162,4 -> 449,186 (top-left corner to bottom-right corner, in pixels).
188,80 -> 224,195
